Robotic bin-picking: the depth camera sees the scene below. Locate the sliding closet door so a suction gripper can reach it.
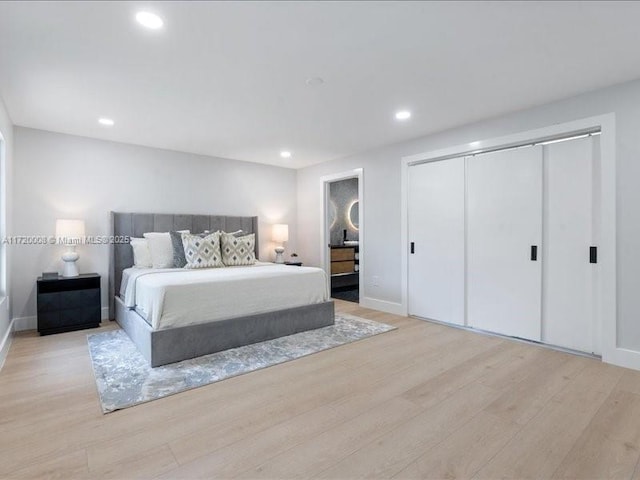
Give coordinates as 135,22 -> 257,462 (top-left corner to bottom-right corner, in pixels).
542,136 -> 598,354
467,146 -> 543,340
408,157 -> 465,325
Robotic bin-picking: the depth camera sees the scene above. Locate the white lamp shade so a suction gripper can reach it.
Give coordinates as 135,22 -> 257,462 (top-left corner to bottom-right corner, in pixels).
56,219 -> 85,244
272,224 -> 289,243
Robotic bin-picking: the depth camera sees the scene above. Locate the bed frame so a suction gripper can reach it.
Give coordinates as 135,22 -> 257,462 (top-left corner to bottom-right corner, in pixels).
109,212 -> 335,367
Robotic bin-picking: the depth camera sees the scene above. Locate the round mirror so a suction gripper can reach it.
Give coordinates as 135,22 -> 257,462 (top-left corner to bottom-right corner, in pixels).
348,200 -> 359,229
328,201 -> 337,229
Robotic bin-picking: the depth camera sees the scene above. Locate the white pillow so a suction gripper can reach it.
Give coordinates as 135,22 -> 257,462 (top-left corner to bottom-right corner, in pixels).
144,230 -> 189,268
130,237 -> 152,268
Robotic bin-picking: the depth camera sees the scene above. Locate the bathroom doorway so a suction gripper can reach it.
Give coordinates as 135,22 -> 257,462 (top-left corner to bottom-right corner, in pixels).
321,169 -> 363,304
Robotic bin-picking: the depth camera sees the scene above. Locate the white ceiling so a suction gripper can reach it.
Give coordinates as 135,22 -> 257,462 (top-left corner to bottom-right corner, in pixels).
1,1 -> 640,168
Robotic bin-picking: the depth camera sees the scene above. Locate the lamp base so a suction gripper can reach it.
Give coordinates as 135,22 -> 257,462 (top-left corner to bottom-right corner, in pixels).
274,246 -> 285,264
61,248 -> 80,277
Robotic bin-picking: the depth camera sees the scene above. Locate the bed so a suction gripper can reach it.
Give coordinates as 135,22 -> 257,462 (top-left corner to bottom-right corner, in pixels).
109,212 -> 334,367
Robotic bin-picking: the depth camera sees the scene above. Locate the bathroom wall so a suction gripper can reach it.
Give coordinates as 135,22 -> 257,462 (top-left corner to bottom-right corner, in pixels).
329,178 -> 359,246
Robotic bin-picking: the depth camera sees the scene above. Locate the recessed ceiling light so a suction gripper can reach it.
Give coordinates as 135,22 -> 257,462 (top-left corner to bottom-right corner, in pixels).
135,11 -> 164,29
470,141 -> 481,147
306,77 -> 325,86
395,110 -> 411,120
98,117 -> 114,126
280,151 -> 292,159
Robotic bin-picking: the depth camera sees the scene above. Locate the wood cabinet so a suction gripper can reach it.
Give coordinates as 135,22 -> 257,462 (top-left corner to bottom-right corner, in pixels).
331,247 -> 355,275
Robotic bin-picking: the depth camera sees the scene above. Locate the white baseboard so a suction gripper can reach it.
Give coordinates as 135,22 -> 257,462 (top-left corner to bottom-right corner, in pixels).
360,297 -> 405,316
0,317 -> 15,371
603,347 -> 640,371
14,315 -> 36,331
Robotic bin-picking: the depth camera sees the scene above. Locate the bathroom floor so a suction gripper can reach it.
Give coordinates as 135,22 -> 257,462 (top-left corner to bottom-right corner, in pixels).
331,287 -> 359,303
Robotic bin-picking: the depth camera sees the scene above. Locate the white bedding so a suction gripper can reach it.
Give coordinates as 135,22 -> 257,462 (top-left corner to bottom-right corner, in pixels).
120,262 -> 329,330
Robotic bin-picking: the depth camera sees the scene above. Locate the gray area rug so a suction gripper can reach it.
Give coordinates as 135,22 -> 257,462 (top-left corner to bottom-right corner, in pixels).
88,313 -> 395,413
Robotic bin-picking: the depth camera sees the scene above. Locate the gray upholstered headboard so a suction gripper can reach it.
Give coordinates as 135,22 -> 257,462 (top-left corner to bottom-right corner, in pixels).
109,212 -> 259,319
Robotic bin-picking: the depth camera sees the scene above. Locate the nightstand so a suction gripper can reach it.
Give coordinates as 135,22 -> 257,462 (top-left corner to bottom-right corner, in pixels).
37,273 -> 101,335
284,261 -> 303,266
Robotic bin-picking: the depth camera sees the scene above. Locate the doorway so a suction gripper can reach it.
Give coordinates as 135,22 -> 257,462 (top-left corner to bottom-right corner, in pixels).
321,169 -> 363,304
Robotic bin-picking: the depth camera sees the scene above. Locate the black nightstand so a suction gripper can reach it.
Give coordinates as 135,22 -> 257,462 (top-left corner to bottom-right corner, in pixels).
37,273 -> 101,335
284,262 -> 303,266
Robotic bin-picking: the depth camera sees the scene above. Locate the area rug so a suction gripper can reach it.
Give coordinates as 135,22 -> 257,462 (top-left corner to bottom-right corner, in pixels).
88,313 -> 395,413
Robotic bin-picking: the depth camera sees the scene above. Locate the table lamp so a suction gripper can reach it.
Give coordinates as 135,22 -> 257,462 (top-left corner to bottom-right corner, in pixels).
56,219 -> 85,277
272,224 -> 289,264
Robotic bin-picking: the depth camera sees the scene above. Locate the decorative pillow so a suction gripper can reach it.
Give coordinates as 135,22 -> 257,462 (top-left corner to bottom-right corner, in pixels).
171,231 -> 211,267
220,232 -> 256,266
182,232 -> 224,269
215,229 -> 246,238
144,231 -> 189,268
169,231 -> 188,268
130,237 -> 152,268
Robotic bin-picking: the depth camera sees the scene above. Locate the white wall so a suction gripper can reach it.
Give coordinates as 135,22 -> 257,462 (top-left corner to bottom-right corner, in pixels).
12,128 -> 297,329
0,96 -> 13,367
297,78 -> 640,353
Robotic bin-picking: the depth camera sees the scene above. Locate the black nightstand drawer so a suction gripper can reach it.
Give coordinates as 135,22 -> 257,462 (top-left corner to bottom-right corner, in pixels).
37,275 -> 100,294
39,307 -> 101,333
61,306 -> 101,327
38,311 -> 61,329
37,292 -> 60,312
60,288 -> 100,309
37,288 -> 100,311
37,274 -> 101,335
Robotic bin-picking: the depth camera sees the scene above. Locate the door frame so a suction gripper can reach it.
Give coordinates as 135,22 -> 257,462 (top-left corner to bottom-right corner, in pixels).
320,168 -> 364,303
400,113 -> 627,369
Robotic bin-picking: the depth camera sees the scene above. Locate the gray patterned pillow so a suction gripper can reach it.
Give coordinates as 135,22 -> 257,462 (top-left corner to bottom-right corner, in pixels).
170,231 -> 208,267
181,232 -> 224,269
215,229 -> 246,238
170,231 -> 188,268
220,232 -> 256,266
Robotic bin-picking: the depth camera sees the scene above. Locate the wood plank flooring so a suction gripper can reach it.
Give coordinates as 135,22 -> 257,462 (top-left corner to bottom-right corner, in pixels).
1,300 -> 639,479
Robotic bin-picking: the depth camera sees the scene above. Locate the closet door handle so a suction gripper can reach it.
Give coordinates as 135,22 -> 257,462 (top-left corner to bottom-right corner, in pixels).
590,246 -> 598,264
410,242 -> 415,254
530,245 -> 538,261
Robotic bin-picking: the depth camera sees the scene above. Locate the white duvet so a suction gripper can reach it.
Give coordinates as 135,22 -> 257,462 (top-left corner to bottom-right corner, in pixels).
120,262 -> 329,330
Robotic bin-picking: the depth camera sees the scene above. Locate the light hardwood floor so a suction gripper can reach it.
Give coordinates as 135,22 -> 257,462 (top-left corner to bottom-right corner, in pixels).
2,300 -> 640,479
